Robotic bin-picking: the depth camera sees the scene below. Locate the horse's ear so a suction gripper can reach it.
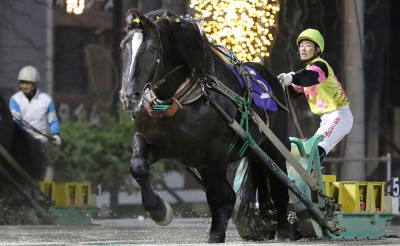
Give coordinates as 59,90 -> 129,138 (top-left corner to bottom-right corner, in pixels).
125,8 -> 142,26
154,11 -> 168,27
126,12 -> 134,25
126,15 -> 146,30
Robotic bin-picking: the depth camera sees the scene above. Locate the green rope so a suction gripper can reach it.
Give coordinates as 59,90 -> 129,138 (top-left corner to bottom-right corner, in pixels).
228,98 -> 253,157
239,102 -> 252,157
205,72 -> 254,157
239,134 -> 255,157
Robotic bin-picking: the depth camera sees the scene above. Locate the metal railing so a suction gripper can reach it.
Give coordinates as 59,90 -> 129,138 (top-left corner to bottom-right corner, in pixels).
324,153 -> 392,181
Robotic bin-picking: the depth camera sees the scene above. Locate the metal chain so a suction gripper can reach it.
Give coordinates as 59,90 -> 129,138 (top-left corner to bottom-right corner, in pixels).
318,191 -> 336,221
317,191 -> 347,235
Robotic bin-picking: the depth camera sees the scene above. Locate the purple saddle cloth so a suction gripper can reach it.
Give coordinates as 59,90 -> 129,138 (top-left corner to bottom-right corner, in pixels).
226,64 -> 278,112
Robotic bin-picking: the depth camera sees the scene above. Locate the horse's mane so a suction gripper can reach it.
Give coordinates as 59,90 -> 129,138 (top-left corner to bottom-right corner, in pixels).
145,9 -> 213,74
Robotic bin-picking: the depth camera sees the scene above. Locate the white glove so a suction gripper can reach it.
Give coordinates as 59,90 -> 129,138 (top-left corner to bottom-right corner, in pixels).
277,71 -> 295,86
52,135 -> 62,145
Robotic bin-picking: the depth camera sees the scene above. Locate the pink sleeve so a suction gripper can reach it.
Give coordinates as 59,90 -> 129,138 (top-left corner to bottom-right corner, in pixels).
292,84 -> 304,93
308,65 -> 327,83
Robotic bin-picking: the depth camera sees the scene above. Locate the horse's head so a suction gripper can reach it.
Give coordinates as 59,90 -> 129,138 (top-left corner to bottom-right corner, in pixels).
119,11 -> 165,111
119,9 -> 213,112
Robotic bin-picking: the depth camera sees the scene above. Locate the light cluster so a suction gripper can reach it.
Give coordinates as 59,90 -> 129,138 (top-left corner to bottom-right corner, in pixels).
190,0 -> 280,62
66,0 -> 85,15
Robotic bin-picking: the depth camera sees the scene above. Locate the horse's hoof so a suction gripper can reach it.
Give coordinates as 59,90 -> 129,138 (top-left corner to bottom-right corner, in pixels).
275,220 -> 295,241
208,233 -> 225,243
154,201 -> 173,226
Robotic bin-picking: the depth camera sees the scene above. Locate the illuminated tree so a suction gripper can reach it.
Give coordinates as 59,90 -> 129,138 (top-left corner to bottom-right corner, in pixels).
190,0 -> 280,62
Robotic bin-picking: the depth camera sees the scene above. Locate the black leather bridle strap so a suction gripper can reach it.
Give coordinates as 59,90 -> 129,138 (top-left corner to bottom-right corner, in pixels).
151,64 -> 186,90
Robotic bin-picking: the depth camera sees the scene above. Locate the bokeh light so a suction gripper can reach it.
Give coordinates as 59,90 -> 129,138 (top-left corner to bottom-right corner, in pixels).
66,0 -> 85,15
190,0 -> 280,62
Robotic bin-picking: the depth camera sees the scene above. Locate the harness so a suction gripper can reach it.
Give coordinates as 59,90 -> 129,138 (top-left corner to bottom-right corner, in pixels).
143,43 -> 288,156
143,43 -> 288,119
143,72 -> 204,118
142,41 -> 322,187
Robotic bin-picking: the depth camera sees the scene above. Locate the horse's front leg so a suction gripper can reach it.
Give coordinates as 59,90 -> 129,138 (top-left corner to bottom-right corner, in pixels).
130,132 -> 173,226
200,155 -> 236,243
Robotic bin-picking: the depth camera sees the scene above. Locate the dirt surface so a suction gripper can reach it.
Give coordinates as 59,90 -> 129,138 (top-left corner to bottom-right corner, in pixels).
0,218 -> 399,246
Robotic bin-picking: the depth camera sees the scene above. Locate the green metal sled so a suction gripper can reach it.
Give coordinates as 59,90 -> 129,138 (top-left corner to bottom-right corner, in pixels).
288,135 -> 397,239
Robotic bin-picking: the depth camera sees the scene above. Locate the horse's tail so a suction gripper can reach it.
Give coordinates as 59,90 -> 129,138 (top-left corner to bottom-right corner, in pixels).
227,158 -> 276,241
10,126 -> 46,181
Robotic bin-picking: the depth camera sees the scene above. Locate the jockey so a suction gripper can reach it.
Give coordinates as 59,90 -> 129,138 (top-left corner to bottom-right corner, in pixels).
277,29 -> 353,162
9,65 -> 61,145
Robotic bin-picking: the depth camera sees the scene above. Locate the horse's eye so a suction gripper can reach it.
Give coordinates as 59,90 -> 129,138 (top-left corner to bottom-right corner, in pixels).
149,47 -> 157,54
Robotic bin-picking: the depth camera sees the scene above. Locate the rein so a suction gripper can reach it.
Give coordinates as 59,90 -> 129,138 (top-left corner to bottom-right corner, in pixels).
12,114 -> 54,141
149,23 -> 164,87
150,64 -> 186,90
285,87 -> 305,139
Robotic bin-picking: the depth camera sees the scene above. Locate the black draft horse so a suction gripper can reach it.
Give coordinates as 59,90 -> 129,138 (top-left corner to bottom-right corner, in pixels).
119,9 -> 293,243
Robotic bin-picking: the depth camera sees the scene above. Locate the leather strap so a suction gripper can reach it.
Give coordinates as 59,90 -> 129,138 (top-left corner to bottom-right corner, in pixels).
251,112 -> 320,191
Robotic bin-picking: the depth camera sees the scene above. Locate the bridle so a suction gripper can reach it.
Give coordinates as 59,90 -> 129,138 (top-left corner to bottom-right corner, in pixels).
147,24 -> 186,92
149,25 -> 164,89
121,18 -> 195,117
121,14 -> 203,117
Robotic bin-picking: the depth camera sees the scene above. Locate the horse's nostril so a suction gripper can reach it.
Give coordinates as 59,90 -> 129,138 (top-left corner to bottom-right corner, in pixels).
133,92 -> 141,100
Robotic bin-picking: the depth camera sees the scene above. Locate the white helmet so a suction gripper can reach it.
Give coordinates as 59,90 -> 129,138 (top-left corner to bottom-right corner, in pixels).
18,65 -> 40,83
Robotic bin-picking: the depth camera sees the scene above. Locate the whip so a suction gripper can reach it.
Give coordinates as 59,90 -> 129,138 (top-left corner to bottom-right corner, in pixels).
11,114 -> 55,141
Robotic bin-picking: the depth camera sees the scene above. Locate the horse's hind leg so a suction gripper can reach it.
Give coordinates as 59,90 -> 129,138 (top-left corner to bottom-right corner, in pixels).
130,132 -> 173,226
200,157 -> 236,243
258,143 -> 295,241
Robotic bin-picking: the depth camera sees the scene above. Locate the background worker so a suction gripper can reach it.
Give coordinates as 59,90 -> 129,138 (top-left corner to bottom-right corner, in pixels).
9,65 -> 61,145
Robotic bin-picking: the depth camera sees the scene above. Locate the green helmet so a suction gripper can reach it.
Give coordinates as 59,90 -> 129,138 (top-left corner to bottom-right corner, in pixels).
296,29 -> 325,53
18,65 -> 40,83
